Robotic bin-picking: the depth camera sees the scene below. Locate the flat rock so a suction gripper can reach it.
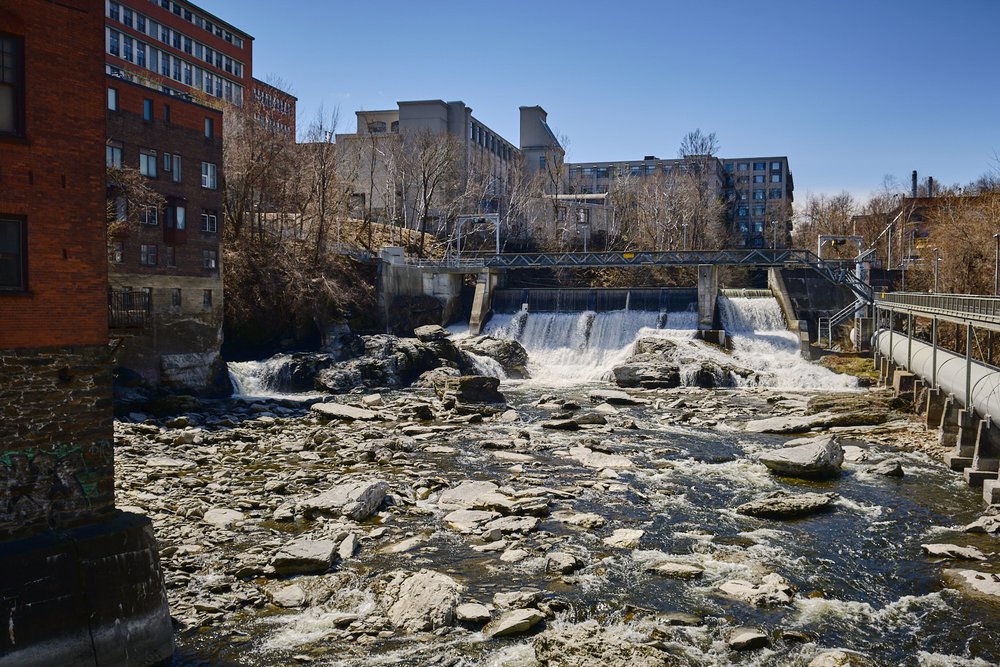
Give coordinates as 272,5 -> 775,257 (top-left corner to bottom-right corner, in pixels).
301,479 -> 388,521
553,511 -> 606,530
202,507 -> 244,530
588,389 -> 648,406
338,533 -> 359,560
413,324 -> 448,342
603,528 -> 644,548
921,543 -> 987,561
546,551 -> 585,574
759,435 -> 844,478
808,649 -> 873,666
385,569 -> 462,632
483,608 -> 545,638
943,569 -> 1000,601
444,509 -> 500,533
493,590 -> 543,610
963,515 -> 1000,534
455,602 -> 492,624
568,446 -> 634,470
871,460 -> 904,477
648,561 -> 705,579
729,626 -> 770,650
484,515 -> 540,534
438,481 -> 514,513
266,583 -> 306,608
311,402 -> 380,421
542,418 -> 580,431
718,573 -> 794,607
736,492 -> 837,519
146,456 -> 197,470
532,619 -> 667,666
272,538 -> 336,576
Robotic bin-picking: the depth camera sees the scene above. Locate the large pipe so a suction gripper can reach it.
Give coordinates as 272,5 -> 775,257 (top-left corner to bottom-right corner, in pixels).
875,328 -> 1000,420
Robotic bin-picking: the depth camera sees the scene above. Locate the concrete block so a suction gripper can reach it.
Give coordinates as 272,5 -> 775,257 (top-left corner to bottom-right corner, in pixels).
984,479 -> 1000,505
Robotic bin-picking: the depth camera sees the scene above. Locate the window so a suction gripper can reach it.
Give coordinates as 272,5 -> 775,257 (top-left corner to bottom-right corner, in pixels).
737,162 -> 749,171
111,241 -> 124,263
114,196 -> 127,222
201,162 -> 217,189
122,35 -> 133,62
753,189 -> 765,200
163,152 -> 171,172
539,155 -> 546,170
753,205 -> 766,216
769,189 -> 783,199
164,205 -> 186,230
753,162 -> 766,171
204,117 -> 214,137
0,218 -> 26,290
200,211 -> 217,233
770,173 -> 782,183
165,247 -> 176,268
108,30 -> 120,57
107,87 -> 119,110
108,1 -> 120,21
137,15 -> 146,33
172,155 -> 181,183
143,98 -> 153,121
202,249 -> 217,269
136,43 -> 146,68
163,103 -> 170,123
122,7 -> 133,27
771,161 -> 782,171
203,289 -> 213,308
367,121 -> 386,133
390,120 -> 399,134
724,163 -> 734,173
753,174 -> 765,183
106,142 -> 123,168
171,287 -> 181,306
139,243 -> 157,266
737,206 -> 749,217
141,205 -> 158,226
139,149 -> 157,177
160,52 -> 170,77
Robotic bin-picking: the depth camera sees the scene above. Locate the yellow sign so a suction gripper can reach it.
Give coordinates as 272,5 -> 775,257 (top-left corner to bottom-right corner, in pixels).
623,252 -> 636,259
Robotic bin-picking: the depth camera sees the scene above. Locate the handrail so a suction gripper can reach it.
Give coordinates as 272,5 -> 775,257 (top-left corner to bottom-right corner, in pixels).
875,292 -> 1000,327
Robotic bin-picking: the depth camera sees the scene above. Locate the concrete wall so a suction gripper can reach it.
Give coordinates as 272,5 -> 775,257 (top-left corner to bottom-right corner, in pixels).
378,259 -> 466,333
778,267 -> 855,341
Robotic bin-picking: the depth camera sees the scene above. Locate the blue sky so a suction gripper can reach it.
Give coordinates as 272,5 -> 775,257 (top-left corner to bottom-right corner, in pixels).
203,0 -> 1000,201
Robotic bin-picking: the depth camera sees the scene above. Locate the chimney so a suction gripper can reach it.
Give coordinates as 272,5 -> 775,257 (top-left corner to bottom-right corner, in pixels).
927,176 -> 934,198
912,170 -> 918,198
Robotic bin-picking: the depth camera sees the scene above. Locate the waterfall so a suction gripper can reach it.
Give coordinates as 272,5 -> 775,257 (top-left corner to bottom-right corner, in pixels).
228,354 -> 325,399
718,296 -> 857,390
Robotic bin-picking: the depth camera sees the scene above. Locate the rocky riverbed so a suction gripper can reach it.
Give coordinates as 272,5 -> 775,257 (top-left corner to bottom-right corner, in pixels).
115,378 -> 1000,666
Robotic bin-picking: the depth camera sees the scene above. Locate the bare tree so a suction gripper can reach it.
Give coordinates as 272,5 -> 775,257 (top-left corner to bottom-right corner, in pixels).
678,129 -> 719,158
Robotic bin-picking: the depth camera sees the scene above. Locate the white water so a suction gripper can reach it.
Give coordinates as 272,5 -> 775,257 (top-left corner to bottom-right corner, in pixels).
481,296 -> 856,391
228,355 -> 325,400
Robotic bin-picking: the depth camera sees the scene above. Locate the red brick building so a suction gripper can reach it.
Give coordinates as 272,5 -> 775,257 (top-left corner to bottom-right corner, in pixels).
0,0 -> 172,662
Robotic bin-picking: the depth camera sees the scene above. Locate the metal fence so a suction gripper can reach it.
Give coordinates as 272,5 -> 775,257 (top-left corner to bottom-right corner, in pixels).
875,292 -> 1000,326
108,289 -> 151,330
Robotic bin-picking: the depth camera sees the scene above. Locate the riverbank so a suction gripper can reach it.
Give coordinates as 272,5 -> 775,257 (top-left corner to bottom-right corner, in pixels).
115,376 -> 999,666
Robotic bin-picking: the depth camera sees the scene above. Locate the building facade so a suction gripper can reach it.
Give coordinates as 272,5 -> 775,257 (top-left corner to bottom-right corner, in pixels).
106,75 -> 228,392
0,1 -> 172,662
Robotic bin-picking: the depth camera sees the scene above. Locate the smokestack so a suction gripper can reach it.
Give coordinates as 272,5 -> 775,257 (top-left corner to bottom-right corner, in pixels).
912,170 -> 918,198
927,176 -> 934,198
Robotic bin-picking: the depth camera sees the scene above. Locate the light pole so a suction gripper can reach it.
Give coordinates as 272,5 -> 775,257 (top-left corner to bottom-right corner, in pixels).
993,233 -> 999,297
682,223 -> 689,251
932,248 -> 940,292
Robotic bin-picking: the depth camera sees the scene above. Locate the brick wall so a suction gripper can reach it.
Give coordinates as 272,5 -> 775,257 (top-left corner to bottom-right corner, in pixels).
0,0 -> 108,350
107,78 -> 224,280
0,345 -> 114,539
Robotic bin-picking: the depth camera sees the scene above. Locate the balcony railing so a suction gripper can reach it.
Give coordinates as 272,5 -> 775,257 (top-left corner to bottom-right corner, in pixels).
109,289 -> 151,330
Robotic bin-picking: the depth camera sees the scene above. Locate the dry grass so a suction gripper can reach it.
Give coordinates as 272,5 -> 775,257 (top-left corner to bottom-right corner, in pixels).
818,352 -> 880,385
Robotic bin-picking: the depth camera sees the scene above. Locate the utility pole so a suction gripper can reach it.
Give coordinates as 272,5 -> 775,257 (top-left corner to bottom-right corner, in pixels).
932,248 -> 939,292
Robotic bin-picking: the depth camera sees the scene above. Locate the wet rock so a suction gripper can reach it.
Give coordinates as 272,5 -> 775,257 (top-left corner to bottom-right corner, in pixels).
718,573 -> 795,607
432,375 -> 505,404
871,460 -> 904,477
942,569 -> 1000,601
759,435 -> 844,479
963,515 -> 1000,534
542,418 -> 580,431
568,446 -> 634,470
314,334 -> 457,393
553,511 -> 606,530
659,612 -> 704,626
455,602 -> 492,624
444,509 -> 500,533
483,608 -> 545,638
458,336 -> 530,378
532,620 -> 668,667
338,533 -> 359,560
414,325 -> 448,342
546,551 -> 585,574
438,480 -> 514,513
736,491 -> 838,519
808,649 -> 873,666
921,543 -> 987,561
588,389 -> 648,406
484,515 -> 540,535
202,507 -> 245,530
611,360 -> 681,389
300,479 -> 388,521
603,528 -> 644,548
729,627 -> 770,651
311,402 -> 380,422
265,583 -> 306,608
648,562 -> 704,579
271,538 -> 336,576
493,590 -> 543,610
384,570 -> 462,633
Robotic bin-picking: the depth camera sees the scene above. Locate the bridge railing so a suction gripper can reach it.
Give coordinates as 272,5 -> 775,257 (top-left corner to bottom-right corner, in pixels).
875,292 -> 1000,325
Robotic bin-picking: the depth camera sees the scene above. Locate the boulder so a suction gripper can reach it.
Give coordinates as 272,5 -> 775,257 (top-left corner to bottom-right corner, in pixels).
266,583 -> 307,608
808,649 -> 873,666
588,389 -> 647,406
300,479 -> 388,521
493,590 -> 543,610
871,460 -> 904,477
718,573 -> 795,607
603,528 -> 644,549
729,627 -> 770,651
758,435 -> 844,479
542,418 -> 581,431
921,543 -> 987,561
532,620 -> 669,667
459,336 -> 530,378
271,538 -> 336,575
546,551 -> 585,574
941,569 -> 1000,601
432,375 -> 505,404
483,608 -> 545,638
611,361 -> 681,389
413,324 -> 448,342
455,602 -> 492,624
385,570 -> 462,632
736,492 -> 837,519
202,508 -> 244,530
314,334 -> 459,393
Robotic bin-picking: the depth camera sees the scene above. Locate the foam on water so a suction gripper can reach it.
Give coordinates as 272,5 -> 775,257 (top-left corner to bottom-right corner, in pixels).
465,351 -> 508,379
228,354 -> 325,400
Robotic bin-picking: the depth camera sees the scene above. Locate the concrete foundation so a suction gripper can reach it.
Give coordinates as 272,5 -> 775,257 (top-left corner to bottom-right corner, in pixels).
469,270 -> 501,336
0,511 -> 173,667
694,330 -> 727,347
944,407 -> 979,471
925,387 -> 946,430
697,264 -> 718,331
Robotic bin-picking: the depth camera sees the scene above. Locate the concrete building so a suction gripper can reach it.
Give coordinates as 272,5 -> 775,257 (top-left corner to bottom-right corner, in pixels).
0,0 -> 172,662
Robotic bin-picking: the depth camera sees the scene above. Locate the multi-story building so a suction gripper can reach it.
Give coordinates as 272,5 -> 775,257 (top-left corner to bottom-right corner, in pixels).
0,0 -> 171,662
101,0 -> 293,393
106,75 -> 227,392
